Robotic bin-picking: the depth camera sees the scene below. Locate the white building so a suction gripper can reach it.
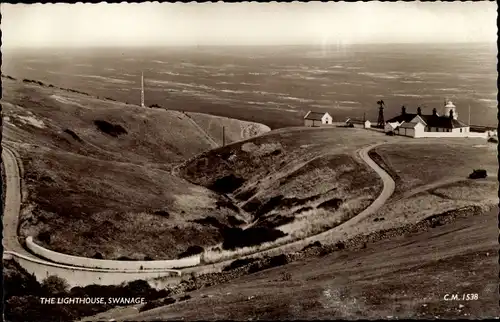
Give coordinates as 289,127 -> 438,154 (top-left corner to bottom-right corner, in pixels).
304,111 -> 333,127
386,102 -> 479,138
364,120 -> 371,129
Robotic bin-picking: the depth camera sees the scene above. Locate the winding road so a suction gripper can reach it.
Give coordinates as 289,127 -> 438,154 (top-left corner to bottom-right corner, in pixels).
2,139 -> 396,285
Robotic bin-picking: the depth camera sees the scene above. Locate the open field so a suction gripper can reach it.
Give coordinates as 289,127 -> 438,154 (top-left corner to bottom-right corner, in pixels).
364,141 -> 498,234
1,77 -> 269,259
89,207 -> 499,321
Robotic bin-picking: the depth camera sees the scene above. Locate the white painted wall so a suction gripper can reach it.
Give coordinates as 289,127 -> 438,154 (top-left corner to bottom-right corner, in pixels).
414,131 -> 487,139
5,251 -> 181,288
321,113 -> 333,125
26,236 -> 201,270
414,122 -> 425,137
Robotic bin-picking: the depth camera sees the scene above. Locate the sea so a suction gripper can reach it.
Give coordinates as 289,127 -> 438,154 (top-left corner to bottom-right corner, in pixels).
2,43 -> 497,129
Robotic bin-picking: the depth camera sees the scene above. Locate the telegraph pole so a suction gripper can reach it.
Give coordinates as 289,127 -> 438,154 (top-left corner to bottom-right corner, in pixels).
468,104 -> 471,126
222,126 -> 225,147
141,71 -> 145,108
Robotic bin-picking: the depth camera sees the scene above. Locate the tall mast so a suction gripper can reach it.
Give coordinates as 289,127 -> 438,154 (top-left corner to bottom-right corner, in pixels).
141,71 -> 145,108
468,103 -> 471,126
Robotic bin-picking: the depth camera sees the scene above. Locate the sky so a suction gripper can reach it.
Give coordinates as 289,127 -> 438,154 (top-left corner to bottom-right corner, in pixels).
1,2 -> 497,48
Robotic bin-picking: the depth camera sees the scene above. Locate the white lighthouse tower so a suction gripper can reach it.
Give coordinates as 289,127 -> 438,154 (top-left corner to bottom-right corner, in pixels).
443,100 -> 458,120
140,71 -> 145,108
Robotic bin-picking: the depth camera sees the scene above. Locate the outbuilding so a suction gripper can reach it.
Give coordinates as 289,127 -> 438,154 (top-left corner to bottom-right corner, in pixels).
304,111 -> 333,127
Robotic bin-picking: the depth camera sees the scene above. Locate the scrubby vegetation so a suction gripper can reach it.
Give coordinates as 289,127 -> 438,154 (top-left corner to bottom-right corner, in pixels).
63,129 -> 83,143
178,245 -> 205,258
222,226 -> 287,250
93,120 -> 128,137
3,79 -> 268,260
3,259 -> 169,322
223,257 -> 258,271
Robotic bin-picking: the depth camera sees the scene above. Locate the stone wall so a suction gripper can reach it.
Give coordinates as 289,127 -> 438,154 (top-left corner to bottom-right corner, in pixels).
26,236 -> 201,270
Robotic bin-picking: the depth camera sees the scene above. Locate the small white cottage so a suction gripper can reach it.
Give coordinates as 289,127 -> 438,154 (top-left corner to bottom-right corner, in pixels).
304,111 -> 333,127
364,120 -> 371,129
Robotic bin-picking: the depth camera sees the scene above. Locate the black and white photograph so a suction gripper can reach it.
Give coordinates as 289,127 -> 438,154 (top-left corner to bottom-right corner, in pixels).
1,1 -> 498,321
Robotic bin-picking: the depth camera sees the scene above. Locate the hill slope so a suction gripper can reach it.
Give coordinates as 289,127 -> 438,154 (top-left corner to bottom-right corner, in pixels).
1,76 -> 269,259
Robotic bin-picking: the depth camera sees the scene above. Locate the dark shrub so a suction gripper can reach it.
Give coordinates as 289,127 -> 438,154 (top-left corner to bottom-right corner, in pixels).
468,169 -> 487,179
139,297 -> 176,312
93,120 -> 128,137
227,215 -> 245,226
149,103 -> 162,109
258,215 -> 295,229
222,226 -> 286,250
178,245 -> 204,258
335,241 -> 346,250
216,198 -> 240,213
117,256 -> 133,261
234,187 -> 257,201
41,276 -> 70,295
178,294 -> 191,302
209,174 -> 245,194
255,195 -> 284,217
223,257 -> 257,271
268,254 -> 288,268
386,131 -> 395,136
92,252 -> 104,259
38,230 -> 51,244
487,136 -> 498,143
317,198 -> 343,210
192,216 -> 227,230
242,198 -> 262,212
302,241 -> 322,251
153,210 -> 170,218
144,256 -> 154,261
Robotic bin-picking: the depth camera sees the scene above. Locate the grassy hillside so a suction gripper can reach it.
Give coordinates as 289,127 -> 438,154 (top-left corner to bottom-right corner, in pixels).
176,127 -> 389,260
1,76 -> 268,259
97,208 -> 498,320
363,141 -> 498,232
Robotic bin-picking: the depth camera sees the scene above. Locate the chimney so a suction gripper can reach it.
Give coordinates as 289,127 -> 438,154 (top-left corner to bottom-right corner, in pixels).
417,107 -> 422,116
432,108 -> 437,116
401,106 -> 406,115
449,109 -> 454,119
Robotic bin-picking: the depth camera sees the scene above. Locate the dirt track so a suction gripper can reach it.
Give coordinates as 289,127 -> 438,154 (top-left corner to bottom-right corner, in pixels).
104,207 -> 498,320
1,145 -> 30,256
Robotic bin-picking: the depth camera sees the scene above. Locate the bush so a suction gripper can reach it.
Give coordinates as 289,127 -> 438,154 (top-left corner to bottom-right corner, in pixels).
178,294 -> 191,302
268,254 -> 288,268
178,245 -> 204,258
216,198 -> 240,213
222,226 -> 287,250
153,210 -> 170,218
41,276 -> 70,295
209,174 -> 245,194
302,241 -> 322,251
227,215 -> 245,226
335,241 -> 346,250
92,252 -> 104,259
63,129 -> 83,143
223,257 -> 257,271
317,198 -> 343,210
93,120 -> 128,137
38,230 -> 51,244
280,272 -> 292,281
139,297 -> 176,312
487,136 -> 498,143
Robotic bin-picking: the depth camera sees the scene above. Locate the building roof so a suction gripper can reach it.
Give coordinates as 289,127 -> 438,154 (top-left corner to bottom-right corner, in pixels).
304,111 -> 330,121
387,113 -> 468,129
399,122 -> 419,129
